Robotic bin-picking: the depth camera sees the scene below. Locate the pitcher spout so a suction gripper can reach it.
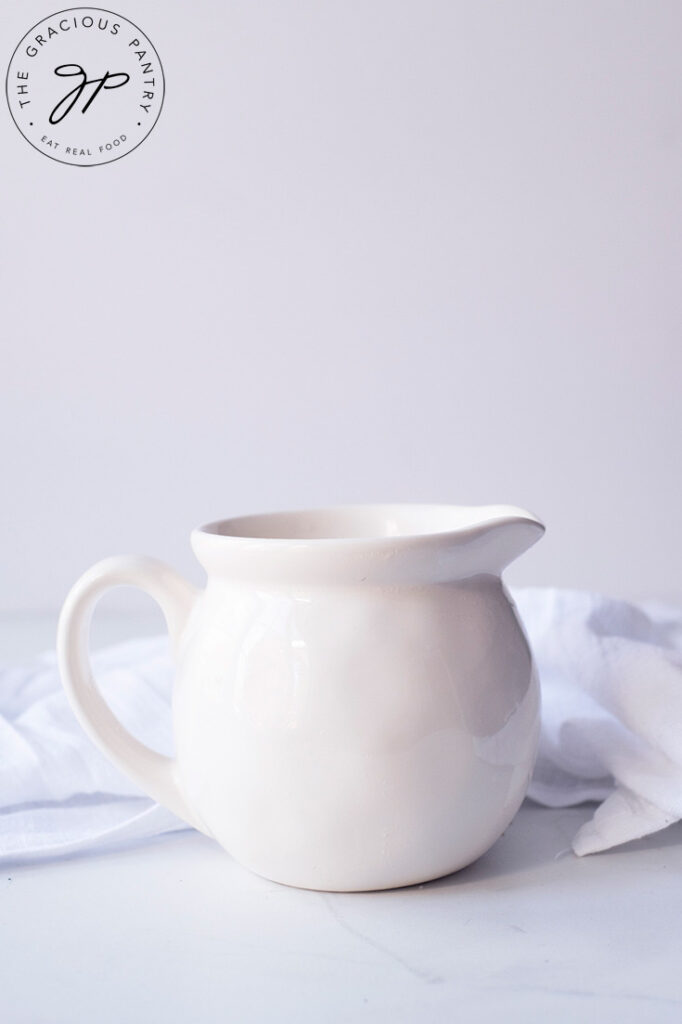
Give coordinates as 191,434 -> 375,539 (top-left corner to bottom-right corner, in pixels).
453,505 -> 545,578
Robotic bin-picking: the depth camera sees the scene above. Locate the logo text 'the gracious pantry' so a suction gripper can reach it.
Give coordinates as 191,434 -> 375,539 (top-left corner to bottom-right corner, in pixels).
5,7 -> 165,166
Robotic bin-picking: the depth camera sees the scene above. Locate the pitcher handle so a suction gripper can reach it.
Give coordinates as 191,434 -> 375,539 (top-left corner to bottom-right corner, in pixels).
57,555 -> 203,830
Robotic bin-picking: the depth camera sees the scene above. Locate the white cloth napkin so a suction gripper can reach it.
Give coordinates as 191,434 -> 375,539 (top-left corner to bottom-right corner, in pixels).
517,588 -> 682,855
1,589 -> 681,863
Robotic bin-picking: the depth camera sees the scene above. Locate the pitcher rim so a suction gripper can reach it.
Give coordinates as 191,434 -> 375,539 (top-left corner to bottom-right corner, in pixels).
194,503 -> 544,547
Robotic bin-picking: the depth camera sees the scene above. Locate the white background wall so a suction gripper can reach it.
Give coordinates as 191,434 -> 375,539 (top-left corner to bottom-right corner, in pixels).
2,0 -> 680,611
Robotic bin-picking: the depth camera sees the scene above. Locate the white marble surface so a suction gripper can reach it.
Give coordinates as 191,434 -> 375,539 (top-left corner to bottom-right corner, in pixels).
2,614 -> 681,1023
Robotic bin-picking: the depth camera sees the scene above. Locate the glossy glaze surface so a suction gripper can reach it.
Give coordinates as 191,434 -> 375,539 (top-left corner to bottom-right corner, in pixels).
58,504 -> 544,891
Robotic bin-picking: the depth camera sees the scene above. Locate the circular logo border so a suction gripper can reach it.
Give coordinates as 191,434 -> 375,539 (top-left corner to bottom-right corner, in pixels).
5,6 -> 166,167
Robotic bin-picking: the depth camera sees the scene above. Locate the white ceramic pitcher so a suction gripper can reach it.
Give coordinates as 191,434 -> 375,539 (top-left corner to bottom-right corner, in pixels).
58,504 -> 544,891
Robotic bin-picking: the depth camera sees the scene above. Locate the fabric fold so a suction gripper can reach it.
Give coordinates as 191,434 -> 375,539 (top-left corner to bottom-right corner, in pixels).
517,588 -> 682,854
